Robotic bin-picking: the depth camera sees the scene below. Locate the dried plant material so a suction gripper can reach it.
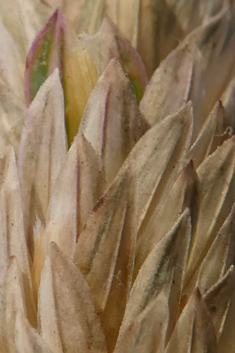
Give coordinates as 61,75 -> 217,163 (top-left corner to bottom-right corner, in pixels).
15,311 -> 53,353
0,147 -> 36,326
186,137 -> 235,291
0,19 -> 24,100
124,103 -> 192,231
114,293 -> 168,353
120,210 -> 190,338
79,58 -> 148,182
0,0 -> 48,56
135,161 -> 198,275
106,0 -> 140,48
18,69 -> 67,243
78,0 -> 105,35
221,75 -> 235,132
44,134 -> 105,258
198,204 -> 235,294
203,266 -> 235,340
189,5 -> 235,136
0,257 -> 27,353
38,243 -> 107,353
188,102 -> 231,168
74,168 -> 136,351
0,2 -> 234,353
0,78 -> 25,155
140,38 -> 194,125
165,289 -> 217,353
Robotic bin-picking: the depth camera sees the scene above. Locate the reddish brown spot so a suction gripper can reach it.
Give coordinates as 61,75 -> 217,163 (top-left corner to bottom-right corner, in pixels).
127,323 -> 134,333
93,197 -> 105,212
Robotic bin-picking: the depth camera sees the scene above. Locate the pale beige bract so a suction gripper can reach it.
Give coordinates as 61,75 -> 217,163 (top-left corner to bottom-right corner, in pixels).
0,1 -> 235,353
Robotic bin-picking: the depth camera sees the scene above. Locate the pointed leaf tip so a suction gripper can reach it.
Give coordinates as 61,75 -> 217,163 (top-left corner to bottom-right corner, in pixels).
25,9 -> 66,106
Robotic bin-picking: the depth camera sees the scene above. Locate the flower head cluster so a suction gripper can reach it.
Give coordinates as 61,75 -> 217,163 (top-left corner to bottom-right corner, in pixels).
0,1 -> 235,353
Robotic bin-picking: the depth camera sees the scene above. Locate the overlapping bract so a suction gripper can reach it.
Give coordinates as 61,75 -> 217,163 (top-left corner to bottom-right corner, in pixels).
0,1 -> 235,353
